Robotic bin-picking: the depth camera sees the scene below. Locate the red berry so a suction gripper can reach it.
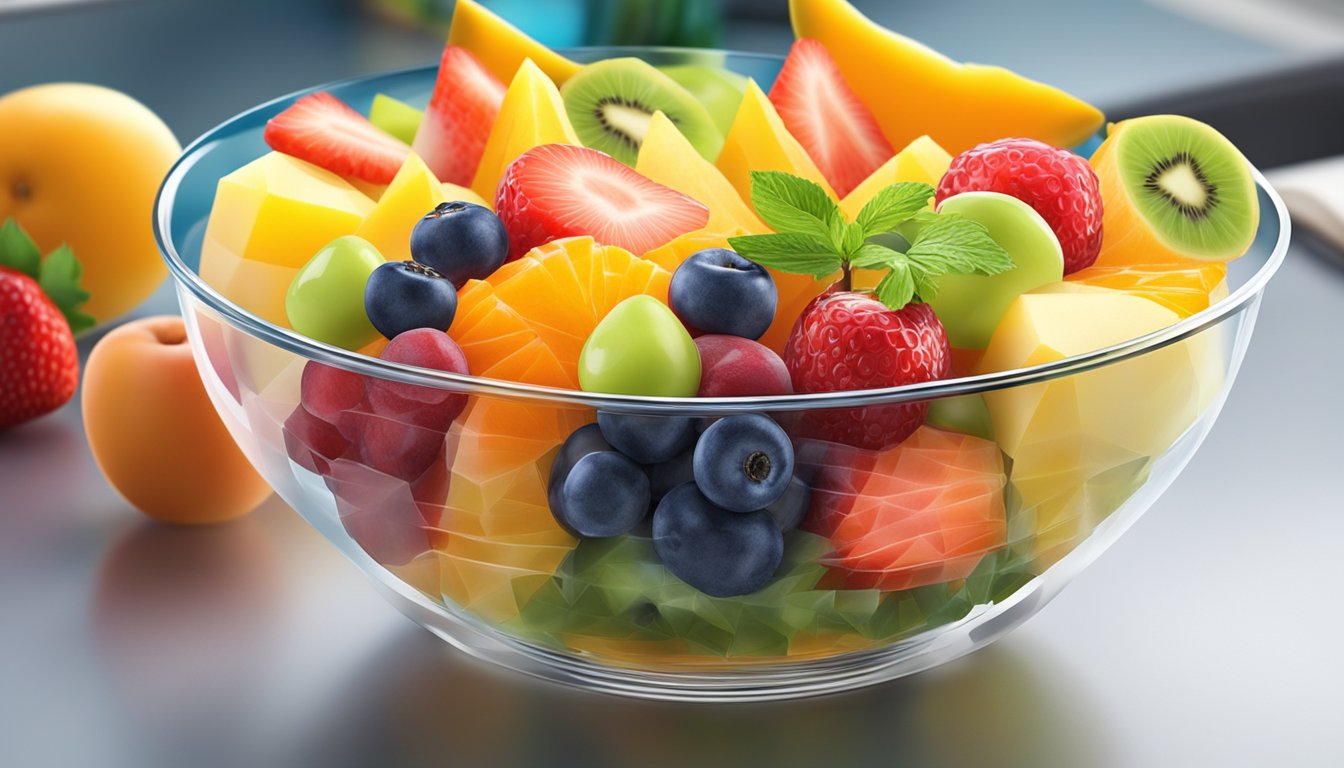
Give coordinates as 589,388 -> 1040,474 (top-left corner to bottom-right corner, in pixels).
264,91 -> 409,184
936,138 -> 1103,274
784,292 -> 949,450
769,38 -> 893,198
495,144 -> 709,260
0,268 -> 79,429
412,45 -> 506,186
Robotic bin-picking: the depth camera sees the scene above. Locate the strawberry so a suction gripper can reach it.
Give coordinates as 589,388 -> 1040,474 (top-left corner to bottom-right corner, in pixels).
0,220 -> 92,430
495,144 -> 709,260
412,46 -> 506,187
768,38 -> 893,199
936,138 -> 1103,274
264,91 -> 410,185
785,293 -> 949,449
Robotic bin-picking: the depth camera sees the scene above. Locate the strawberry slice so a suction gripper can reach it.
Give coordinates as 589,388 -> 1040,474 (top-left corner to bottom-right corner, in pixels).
495,144 -> 709,260
264,91 -> 410,185
768,38 -> 894,198
412,46 -> 506,187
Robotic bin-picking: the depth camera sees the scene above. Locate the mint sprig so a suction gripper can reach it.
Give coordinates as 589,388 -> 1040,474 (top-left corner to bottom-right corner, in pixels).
0,218 -> 94,334
727,171 -> 1014,310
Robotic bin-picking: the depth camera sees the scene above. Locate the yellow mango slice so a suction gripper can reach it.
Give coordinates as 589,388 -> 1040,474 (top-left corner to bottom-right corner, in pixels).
840,135 -> 952,220
716,79 -> 836,205
202,152 -> 372,269
635,111 -> 769,235
447,0 -> 581,86
977,287 -> 1224,569
470,58 -> 581,201
442,182 -> 489,209
790,0 -> 1103,155
355,152 -> 445,263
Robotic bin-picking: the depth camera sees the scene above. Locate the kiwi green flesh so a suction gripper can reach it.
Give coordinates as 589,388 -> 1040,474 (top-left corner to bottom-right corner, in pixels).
659,64 -> 747,136
561,57 -> 723,166
1117,115 -> 1257,259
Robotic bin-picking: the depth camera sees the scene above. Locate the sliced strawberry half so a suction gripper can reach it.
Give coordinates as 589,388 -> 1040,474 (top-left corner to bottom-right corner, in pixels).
264,91 -> 410,185
495,144 -> 709,260
412,45 -> 506,186
769,38 -> 894,198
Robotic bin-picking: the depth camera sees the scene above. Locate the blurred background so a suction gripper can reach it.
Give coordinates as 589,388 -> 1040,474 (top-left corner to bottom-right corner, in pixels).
2,1 -> 1343,766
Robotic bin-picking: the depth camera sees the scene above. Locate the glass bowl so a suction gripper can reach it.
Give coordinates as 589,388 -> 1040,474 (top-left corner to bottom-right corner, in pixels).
154,48 -> 1288,701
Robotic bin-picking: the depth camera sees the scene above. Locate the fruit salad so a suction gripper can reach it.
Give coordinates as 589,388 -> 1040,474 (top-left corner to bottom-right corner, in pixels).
198,0 -> 1257,665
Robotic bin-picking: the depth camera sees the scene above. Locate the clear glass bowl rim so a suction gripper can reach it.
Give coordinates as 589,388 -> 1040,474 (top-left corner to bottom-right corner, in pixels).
153,48 -> 1291,416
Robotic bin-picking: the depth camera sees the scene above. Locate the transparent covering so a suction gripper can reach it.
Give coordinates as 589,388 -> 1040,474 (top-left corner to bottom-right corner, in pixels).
155,49 -> 1287,701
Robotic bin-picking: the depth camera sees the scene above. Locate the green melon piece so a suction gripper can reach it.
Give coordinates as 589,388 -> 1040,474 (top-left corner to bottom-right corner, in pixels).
369,93 -> 423,145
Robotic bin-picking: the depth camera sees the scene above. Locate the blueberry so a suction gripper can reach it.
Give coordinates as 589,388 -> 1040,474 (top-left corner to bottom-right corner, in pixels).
409,201 -> 509,286
764,475 -> 811,532
693,414 -> 794,513
668,248 -> 777,340
548,425 -> 649,538
597,412 -> 697,464
652,483 -> 783,597
646,447 -> 694,502
364,261 -> 458,340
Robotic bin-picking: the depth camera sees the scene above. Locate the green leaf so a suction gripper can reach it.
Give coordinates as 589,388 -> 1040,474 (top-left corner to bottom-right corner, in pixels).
854,182 -> 934,237
0,218 -> 42,280
849,242 -> 904,271
874,263 -> 915,311
38,245 -> 95,334
841,221 -> 867,256
728,233 -> 843,278
748,171 -> 842,243
905,216 -> 1015,278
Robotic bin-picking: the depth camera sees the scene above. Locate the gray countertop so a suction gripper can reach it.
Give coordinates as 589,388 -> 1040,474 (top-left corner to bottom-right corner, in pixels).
2,1 -> 1342,766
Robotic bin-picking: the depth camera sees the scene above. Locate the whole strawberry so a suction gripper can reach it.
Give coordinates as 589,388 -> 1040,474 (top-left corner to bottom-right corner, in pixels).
730,171 -> 1011,450
936,138 -> 1103,274
0,220 -> 93,430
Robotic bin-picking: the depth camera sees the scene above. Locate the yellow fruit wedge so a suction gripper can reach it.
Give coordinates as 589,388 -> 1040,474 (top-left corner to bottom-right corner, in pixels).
198,240 -> 297,328
470,58 -> 581,201
839,135 -> 952,220
636,111 -> 769,235
716,79 -> 836,205
203,152 -> 373,269
355,152 -> 445,263
442,182 -> 489,209
789,0 -> 1103,155
447,0 -> 581,86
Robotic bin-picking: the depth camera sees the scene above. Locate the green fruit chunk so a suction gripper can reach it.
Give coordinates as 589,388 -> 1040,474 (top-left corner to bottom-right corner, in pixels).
369,93 -> 423,145
578,295 -> 700,397
285,235 -> 384,350
659,64 -> 746,136
927,394 -> 994,441
928,191 -> 1063,349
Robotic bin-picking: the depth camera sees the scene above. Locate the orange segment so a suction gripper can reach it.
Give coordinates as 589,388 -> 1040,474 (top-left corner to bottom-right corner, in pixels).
1064,262 -> 1227,318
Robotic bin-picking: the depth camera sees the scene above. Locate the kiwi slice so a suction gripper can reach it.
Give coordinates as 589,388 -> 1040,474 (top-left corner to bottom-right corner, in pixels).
659,64 -> 747,136
1095,114 -> 1258,261
561,57 -> 723,166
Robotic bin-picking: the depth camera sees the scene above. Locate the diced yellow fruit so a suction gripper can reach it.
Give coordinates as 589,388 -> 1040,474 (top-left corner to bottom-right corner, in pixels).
642,230 -> 739,272
203,152 -> 373,269
447,0 -> 581,86
470,58 -> 580,201
199,237 -> 296,327
354,152 -> 445,263
840,135 -> 952,220
636,111 -> 769,235
978,288 -> 1224,569
716,79 -> 836,205
1052,261 -> 1228,318
789,0 -> 1103,155
442,182 -> 489,209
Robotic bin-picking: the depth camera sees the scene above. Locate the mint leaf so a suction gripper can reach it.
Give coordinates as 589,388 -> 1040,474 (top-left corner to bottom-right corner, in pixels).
874,263 -> 915,311
728,233 -> 843,277
0,218 -> 42,280
906,216 -> 1014,279
38,245 -> 95,334
749,171 -> 842,243
854,182 -> 934,237
850,242 -> 903,271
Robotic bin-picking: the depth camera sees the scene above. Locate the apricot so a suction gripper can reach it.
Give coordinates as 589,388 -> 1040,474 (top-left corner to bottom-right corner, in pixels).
83,316 -> 272,524
0,84 -> 181,325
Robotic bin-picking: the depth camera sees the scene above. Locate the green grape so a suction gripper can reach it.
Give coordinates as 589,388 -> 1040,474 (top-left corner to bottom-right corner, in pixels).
285,235 -> 384,350
578,295 -> 700,397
